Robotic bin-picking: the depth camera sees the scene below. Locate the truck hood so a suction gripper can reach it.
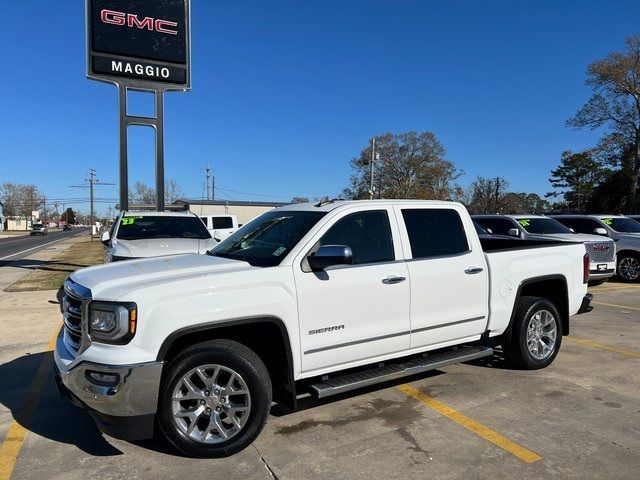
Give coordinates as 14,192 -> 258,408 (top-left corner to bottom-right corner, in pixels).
71,253 -> 252,300
112,238 -> 216,258
532,233 -> 614,243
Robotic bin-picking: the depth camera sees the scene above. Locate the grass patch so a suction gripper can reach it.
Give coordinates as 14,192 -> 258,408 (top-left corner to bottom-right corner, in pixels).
5,240 -> 104,292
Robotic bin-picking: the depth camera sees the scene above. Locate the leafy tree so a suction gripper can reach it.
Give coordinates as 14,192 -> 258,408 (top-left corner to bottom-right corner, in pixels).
290,196 -> 310,203
60,207 -> 77,225
547,150 -> 605,213
567,35 -> 640,212
343,131 -> 462,200
502,192 -> 551,214
0,182 -> 44,217
587,166 -> 639,213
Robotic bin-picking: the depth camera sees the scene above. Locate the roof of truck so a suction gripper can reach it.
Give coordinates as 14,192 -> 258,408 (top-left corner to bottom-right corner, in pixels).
277,199 -> 463,213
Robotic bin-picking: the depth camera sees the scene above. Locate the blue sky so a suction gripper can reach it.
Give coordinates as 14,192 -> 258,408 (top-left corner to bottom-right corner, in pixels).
1,0 -> 639,215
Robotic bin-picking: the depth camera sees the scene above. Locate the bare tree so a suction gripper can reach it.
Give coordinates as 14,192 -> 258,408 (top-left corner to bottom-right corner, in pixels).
568,34 -> 640,212
467,177 -> 509,214
130,179 -> 183,206
0,182 -> 44,218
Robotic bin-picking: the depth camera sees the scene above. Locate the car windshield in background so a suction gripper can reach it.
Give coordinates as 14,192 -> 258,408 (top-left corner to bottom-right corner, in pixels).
117,216 -> 211,240
32,224 -> 44,228
601,217 -> 640,233
516,218 -> 572,234
210,210 -> 326,267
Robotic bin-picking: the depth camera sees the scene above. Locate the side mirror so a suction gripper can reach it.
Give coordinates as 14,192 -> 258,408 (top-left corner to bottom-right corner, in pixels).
508,228 -> 521,238
212,231 -> 222,242
594,227 -> 608,236
486,228 -> 493,234
308,245 -> 353,271
569,228 -> 575,233
100,231 -> 110,246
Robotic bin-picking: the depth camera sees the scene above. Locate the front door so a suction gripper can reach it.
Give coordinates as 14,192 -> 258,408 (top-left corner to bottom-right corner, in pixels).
294,207 -> 410,375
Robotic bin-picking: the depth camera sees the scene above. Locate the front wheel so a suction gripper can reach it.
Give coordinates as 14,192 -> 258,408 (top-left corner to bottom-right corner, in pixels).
157,339 -> 272,457
502,296 -> 562,369
617,253 -> 640,283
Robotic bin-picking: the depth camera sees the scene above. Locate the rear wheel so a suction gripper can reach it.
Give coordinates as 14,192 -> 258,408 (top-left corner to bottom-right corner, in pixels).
617,253 -> 640,283
502,296 -> 562,369
157,339 -> 272,457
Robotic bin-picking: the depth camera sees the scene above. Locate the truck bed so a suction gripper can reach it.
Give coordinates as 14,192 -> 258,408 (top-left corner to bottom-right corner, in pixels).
479,237 -> 579,253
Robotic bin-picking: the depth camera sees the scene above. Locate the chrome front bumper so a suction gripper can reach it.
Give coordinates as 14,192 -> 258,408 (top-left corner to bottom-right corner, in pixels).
54,333 -> 163,417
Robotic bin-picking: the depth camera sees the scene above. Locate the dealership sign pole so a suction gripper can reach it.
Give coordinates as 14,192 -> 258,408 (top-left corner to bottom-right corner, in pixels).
86,0 -> 191,211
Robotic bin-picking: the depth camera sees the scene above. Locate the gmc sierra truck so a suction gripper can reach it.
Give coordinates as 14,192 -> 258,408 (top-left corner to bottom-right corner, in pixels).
54,200 -> 592,457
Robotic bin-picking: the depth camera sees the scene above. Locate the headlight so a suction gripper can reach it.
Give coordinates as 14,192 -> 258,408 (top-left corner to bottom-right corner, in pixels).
89,301 -> 137,344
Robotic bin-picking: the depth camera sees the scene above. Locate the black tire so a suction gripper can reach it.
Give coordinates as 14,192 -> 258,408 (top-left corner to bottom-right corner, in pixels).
617,252 -> 640,283
501,296 -> 563,369
588,279 -> 607,287
157,339 -> 272,458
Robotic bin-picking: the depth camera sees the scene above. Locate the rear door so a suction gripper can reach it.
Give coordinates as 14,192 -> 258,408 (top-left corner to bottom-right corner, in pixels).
395,206 -> 489,349
294,206 -> 410,375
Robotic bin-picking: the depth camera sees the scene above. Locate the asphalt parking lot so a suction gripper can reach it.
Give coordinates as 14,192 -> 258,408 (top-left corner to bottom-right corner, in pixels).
0,281 -> 638,480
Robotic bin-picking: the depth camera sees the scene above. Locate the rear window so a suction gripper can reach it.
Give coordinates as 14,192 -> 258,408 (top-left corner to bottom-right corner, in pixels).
402,209 -> 469,259
117,216 -> 211,240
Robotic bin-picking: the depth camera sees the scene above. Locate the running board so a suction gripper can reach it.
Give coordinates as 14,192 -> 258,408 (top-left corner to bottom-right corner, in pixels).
309,345 -> 493,399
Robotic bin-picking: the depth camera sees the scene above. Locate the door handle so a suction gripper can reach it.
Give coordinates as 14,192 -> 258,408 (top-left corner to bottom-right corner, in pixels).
464,266 -> 484,275
382,276 -> 406,284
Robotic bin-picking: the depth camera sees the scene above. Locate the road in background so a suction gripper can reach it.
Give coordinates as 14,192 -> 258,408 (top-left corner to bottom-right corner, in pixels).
0,229 -> 88,263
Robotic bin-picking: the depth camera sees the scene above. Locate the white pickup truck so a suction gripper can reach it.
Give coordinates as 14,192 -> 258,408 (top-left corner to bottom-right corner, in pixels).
54,200 -> 592,457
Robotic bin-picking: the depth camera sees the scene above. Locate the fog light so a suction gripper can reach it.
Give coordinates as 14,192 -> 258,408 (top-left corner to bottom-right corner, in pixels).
86,370 -> 120,386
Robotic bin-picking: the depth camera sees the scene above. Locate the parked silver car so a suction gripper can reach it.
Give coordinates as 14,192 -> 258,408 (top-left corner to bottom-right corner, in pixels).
552,215 -> 640,282
474,215 -> 616,285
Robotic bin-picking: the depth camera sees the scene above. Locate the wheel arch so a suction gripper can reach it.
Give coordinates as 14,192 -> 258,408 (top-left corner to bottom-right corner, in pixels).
509,275 -> 569,336
157,316 -> 297,410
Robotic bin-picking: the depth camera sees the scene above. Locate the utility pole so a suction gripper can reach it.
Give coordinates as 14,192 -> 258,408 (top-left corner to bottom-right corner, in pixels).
206,164 -> 211,201
369,137 -> 376,200
70,169 -> 115,241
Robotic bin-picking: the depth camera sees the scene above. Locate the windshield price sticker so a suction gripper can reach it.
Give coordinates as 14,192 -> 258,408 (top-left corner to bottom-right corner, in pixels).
602,218 -> 613,226
121,216 -> 143,225
517,219 -> 531,227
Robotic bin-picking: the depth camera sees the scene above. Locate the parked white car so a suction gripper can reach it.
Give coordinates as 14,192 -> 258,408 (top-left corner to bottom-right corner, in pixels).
197,214 -> 239,242
101,211 -> 217,262
473,214 -> 616,285
55,200 -> 591,457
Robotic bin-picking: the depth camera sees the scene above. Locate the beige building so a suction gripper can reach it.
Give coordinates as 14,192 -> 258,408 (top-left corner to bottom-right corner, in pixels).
173,200 -> 286,225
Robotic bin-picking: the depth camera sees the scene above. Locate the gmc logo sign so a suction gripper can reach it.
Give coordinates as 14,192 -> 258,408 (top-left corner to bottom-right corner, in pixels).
100,9 -> 178,35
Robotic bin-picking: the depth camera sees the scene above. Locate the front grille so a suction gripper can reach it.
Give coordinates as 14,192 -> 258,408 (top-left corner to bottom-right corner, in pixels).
62,279 -> 91,356
585,241 -> 616,264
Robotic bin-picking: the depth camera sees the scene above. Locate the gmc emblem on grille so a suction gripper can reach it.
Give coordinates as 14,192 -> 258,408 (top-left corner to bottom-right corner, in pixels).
593,245 -> 610,252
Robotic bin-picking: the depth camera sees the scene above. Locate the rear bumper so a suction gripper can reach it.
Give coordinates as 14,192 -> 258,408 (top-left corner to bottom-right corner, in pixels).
577,293 -> 593,315
589,268 -> 615,280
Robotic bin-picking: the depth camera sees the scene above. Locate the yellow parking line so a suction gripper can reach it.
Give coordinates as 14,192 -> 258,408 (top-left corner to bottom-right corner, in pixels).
592,301 -> 640,312
398,384 -> 542,464
565,337 -> 640,359
0,325 -> 60,480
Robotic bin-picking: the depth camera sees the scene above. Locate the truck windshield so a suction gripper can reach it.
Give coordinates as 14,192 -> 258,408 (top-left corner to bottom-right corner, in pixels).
601,217 -> 640,233
516,218 -> 572,234
117,216 -> 211,240
209,210 -> 326,267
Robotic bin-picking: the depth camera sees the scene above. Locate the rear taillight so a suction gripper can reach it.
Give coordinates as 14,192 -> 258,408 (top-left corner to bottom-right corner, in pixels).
583,253 -> 590,284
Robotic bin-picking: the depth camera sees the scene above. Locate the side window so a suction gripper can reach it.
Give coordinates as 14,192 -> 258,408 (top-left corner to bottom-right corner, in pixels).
402,209 -> 469,259
318,210 -> 394,265
211,217 -> 234,229
477,218 -> 513,236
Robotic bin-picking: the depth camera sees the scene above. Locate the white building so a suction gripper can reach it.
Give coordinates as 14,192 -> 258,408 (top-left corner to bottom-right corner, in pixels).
173,200 -> 286,225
